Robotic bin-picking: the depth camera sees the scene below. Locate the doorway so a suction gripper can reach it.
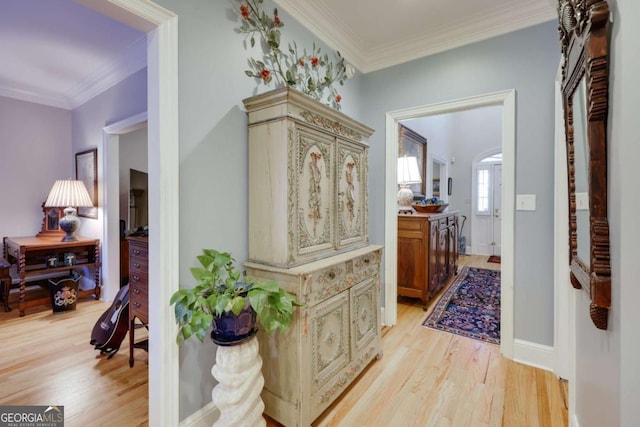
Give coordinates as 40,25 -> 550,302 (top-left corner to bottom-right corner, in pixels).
384,90 -> 516,359
431,154 -> 448,201
85,1 -> 179,424
472,151 -> 502,256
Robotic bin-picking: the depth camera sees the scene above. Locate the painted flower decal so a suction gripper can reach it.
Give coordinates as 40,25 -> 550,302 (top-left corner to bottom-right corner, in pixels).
236,0 -> 348,111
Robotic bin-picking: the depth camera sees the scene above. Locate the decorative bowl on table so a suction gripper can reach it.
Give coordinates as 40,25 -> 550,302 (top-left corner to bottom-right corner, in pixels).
412,203 -> 449,213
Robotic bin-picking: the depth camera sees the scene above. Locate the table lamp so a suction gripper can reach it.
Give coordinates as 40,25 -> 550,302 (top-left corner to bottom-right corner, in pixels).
397,156 -> 421,213
44,180 -> 94,241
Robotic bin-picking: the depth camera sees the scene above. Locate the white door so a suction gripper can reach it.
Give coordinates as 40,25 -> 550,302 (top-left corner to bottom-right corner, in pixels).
474,160 -> 502,255
492,164 -> 502,256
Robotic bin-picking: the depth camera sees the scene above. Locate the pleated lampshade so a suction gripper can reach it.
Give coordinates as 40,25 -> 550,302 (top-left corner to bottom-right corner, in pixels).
44,180 -> 94,241
45,180 -> 93,208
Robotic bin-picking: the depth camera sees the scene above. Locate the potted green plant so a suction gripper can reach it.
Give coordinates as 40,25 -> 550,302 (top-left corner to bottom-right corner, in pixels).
170,248 -> 300,345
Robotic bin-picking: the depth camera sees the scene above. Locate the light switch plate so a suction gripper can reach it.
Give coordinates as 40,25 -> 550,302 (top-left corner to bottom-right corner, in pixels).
575,192 -> 589,210
516,194 -> 536,211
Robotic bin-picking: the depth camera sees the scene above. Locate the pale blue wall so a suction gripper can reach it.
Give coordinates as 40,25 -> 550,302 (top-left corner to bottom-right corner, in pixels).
573,0 -> 638,425
613,1 -> 640,424
362,21 -> 560,346
154,0 -> 364,418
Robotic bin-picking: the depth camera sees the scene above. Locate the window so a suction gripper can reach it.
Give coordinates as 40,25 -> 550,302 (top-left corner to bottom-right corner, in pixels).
477,166 -> 490,215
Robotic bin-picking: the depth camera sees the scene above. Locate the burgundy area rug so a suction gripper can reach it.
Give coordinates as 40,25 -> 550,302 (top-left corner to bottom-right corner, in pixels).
423,266 -> 501,345
487,255 -> 501,264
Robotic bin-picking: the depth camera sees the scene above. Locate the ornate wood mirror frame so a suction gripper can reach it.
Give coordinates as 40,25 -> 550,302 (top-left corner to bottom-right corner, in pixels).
558,0 -> 611,329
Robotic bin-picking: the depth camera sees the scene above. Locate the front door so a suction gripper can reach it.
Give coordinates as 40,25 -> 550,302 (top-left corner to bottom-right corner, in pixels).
492,164 -> 502,256
474,159 -> 502,256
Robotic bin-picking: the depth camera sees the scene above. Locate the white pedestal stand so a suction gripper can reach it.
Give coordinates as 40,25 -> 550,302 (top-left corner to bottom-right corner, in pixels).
211,335 -> 266,427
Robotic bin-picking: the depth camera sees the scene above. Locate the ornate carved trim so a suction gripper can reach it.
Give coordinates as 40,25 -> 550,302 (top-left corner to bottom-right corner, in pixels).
287,124 -> 297,266
590,303 -> 608,330
317,347 -> 376,405
300,110 -> 363,142
558,0 -> 611,330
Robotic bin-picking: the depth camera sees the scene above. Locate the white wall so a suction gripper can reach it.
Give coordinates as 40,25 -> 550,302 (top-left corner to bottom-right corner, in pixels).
449,106 -> 503,251
0,97 -> 72,239
402,106 -> 503,251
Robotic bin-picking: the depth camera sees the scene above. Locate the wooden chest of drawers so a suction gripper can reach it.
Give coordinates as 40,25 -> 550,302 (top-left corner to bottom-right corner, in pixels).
126,236 -> 148,367
397,211 -> 458,308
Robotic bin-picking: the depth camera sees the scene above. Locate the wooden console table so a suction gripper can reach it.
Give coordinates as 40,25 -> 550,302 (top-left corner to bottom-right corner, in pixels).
397,211 -> 459,309
3,236 -> 100,316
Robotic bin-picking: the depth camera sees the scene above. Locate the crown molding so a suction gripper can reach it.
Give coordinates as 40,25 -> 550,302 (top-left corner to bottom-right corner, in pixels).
275,0 -> 366,72
366,4 -> 557,72
0,35 -> 146,110
276,0 -> 557,74
67,35 -> 147,109
0,85 -> 71,109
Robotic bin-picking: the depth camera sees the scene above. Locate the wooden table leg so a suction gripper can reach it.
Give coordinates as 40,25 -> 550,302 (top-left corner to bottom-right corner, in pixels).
129,317 -> 135,367
18,252 -> 26,317
94,244 -> 101,299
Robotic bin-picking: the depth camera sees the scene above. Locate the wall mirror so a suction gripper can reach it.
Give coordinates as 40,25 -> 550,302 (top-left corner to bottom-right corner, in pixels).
398,124 -> 427,199
558,0 -> 611,329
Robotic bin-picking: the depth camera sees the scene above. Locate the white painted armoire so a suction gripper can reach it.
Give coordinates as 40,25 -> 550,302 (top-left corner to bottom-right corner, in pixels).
243,88 -> 383,426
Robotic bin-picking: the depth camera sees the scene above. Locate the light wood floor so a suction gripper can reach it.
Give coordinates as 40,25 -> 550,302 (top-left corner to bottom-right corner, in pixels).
0,293 -> 149,426
0,255 -> 567,427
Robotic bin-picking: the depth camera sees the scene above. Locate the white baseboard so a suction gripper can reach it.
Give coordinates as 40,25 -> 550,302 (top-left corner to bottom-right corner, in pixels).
512,338 -> 555,372
180,402 -> 219,427
571,413 -> 580,427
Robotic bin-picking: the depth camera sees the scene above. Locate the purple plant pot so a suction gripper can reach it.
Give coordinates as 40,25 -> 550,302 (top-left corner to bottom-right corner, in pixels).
210,304 -> 258,346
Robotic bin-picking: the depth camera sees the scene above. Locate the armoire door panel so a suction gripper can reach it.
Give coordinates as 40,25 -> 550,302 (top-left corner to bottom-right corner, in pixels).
337,139 -> 367,249
350,277 -> 378,353
295,126 -> 335,258
310,291 -> 350,393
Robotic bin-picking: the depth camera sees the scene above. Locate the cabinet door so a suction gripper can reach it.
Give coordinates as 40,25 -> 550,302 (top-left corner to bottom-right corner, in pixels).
438,227 -> 448,290
448,222 -> 457,276
294,126 -> 335,260
397,236 -> 424,291
310,291 -> 350,393
350,277 -> 378,353
428,220 -> 439,294
336,139 -> 367,249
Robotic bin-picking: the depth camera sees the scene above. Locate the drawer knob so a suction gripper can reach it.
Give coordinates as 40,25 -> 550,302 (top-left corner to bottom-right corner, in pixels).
328,271 -> 336,280
364,258 -> 370,264
134,302 -> 141,308
133,250 -> 140,255
133,275 -> 139,282
133,288 -> 140,295
133,263 -> 140,268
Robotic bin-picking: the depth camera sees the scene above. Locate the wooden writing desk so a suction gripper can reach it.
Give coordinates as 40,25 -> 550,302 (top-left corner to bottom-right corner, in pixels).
3,236 -> 100,316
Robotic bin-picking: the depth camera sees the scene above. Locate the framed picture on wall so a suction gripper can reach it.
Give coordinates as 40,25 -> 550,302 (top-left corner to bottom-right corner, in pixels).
75,148 -> 98,218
